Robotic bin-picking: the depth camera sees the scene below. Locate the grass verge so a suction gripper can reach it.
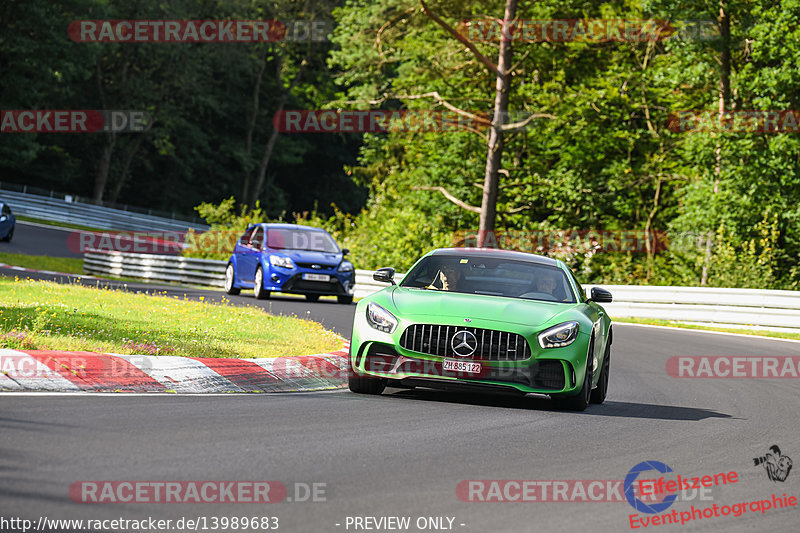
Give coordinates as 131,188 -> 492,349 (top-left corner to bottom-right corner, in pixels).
614,316 -> 800,341
0,251 -> 83,275
0,278 -> 343,357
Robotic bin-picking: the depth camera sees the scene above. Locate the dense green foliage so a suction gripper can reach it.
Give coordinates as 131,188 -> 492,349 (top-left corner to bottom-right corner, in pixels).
4,1 -> 799,288
316,0 -> 800,288
1,0 -> 366,216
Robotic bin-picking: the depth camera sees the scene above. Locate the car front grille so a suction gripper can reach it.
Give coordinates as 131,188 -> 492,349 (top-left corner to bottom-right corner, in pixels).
399,324 -> 531,361
296,262 -> 335,270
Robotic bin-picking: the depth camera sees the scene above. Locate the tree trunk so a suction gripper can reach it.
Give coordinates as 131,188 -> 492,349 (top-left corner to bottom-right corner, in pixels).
251,116 -> 283,205
644,178 -> 663,281
478,0 -> 517,247
248,51 -> 310,207
109,133 -> 145,203
92,131 -> 116,205
701,0 -> 731,285
241,47 -> 269,204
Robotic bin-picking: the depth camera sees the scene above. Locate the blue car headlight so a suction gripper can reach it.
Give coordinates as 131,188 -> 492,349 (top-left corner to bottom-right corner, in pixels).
269,255 -> 295,269
366,302 -> 398,333
538,321 -> 579,349
338,261 -> 354,273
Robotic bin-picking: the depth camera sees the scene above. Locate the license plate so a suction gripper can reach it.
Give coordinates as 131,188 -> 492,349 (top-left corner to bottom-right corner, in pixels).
302,273 -> 330,282
442,359 -> 482,374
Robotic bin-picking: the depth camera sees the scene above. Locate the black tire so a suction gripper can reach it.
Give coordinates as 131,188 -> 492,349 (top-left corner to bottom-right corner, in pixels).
253,266 -> 270,300
224,263 -> 241,295
554,337 -> 594,411
2,226 -> 13,242
590,340 -> 610,404
337,295 -> 353,304
305,294 -> 320,302
348,355 -> 385,395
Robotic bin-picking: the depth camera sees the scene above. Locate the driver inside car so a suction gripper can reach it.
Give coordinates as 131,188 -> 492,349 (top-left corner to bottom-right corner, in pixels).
426,263 -> 463,291
535,271 -> 558,296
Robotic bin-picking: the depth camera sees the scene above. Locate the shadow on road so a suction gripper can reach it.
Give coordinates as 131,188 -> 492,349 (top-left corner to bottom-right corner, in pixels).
383,388 -> 733,421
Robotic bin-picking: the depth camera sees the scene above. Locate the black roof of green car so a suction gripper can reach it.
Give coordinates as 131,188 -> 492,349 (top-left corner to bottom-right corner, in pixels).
430,248 -> 560,267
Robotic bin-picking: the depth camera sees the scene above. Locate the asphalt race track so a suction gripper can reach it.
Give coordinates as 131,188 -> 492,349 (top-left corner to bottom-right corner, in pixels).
0,221 -> 83,258
2,323 -> 800,530
1,224 -> 799,531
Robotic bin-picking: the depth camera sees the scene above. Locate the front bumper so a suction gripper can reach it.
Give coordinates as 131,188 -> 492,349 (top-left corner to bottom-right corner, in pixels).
350,312 -> 592,395
356,342 -> 568,392
265,268 -> 355,296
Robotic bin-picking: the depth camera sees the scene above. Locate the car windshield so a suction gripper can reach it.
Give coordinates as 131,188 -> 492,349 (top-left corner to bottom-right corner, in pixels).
266,228 -> 339,253
400,255 -> 576,303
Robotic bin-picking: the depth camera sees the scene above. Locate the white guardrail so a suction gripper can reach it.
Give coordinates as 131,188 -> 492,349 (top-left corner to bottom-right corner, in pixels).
84,251 -> 226,287
1,187 -> 209,232
83,251 -> 800,332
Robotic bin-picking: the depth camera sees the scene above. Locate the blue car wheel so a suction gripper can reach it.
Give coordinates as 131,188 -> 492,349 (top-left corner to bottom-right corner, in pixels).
224,263 -> 240,295
254,266 -> 270,300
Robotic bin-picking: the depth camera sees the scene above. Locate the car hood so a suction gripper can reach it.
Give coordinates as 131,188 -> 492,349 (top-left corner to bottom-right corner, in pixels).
272,249 -> 341,266
390,287 -> 571,327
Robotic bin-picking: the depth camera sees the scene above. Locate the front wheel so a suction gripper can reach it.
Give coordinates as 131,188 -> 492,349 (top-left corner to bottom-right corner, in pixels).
337,295 -> 353,304
2,226 -> 13,242
224,263 -> 240,295
348,358 -> 385,395
590,340 -> 610,404
305,294 -> 320,302
553,338 -> 594,411
254,266 -> 270,300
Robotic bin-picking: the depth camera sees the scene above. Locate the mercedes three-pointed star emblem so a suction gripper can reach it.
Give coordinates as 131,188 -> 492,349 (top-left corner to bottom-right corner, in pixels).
451,330 -> 478,357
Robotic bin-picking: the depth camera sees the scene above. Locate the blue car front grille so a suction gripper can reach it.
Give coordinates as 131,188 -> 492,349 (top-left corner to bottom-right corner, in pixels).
295,262 -> 336,271
399,324 -> 532,361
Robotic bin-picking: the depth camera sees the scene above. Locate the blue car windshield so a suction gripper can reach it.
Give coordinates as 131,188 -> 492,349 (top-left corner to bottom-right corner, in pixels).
400,256 -> 576,303
266,228 -> 339,253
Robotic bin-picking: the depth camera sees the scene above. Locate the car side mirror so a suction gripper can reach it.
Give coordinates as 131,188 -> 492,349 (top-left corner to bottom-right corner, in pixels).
373,267 -> 396,285
342,248 -> 350,256
588,287 -> 612,303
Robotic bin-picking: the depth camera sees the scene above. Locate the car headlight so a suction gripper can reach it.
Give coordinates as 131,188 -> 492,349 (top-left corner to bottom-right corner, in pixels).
538,321 -> 579,349
366,302 -> 398,333
338,261 -> 354,272
269,255 -> 295,269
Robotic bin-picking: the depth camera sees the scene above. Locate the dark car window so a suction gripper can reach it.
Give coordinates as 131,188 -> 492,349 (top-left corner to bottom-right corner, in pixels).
238,228 -> 253,246
266,228 -> 339,253
400,255 -> 576,303
1,205 -> 9,216
251,227 -> 264,250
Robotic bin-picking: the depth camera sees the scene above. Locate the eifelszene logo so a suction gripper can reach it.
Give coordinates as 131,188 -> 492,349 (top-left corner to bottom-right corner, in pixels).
754,445 -> 793,482
624,461 -> 678,514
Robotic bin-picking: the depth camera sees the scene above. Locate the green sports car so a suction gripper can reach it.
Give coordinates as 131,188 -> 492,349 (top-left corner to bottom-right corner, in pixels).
348,248 -> 613,410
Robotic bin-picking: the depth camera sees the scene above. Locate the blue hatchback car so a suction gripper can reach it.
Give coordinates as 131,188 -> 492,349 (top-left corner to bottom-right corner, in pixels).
224,223 -> 355,304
